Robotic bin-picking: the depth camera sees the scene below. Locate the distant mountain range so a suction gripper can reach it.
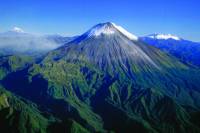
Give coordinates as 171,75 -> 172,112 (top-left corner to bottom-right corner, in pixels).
141,34 -> 200,67
0,22 -> 200,133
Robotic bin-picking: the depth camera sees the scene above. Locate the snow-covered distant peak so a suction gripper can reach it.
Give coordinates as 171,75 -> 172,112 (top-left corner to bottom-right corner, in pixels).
147,34 -> 180,40
83,22 -> 138,41
11,27 -> 24,33
0,27 -> 28,37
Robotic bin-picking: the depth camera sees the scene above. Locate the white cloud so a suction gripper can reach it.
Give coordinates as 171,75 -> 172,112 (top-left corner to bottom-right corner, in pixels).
0,32 -> 62,55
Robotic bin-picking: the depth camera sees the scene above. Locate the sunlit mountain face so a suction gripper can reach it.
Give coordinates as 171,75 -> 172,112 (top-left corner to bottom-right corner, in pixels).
0,22 -> 200,133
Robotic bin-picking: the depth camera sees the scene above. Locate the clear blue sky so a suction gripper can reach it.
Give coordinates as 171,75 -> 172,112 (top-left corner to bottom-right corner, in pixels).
0,0 -> 200,41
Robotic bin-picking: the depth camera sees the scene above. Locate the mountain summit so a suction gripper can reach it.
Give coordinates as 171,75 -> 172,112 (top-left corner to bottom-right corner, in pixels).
47,22 -> 160,74
80,22 -> 138,41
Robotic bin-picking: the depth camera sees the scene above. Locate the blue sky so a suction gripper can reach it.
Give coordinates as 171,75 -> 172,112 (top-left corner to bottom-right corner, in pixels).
0,0 -> 200,41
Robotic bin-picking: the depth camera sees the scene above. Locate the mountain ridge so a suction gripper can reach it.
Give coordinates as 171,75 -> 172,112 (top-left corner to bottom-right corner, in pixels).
141,35 -> 200,67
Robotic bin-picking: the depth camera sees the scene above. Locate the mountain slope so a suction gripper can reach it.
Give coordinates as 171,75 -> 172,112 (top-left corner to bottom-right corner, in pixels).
48,22 -> 159,73
0,55 -> 34,80
0,86 -> 49,133
0,84 -> 92,133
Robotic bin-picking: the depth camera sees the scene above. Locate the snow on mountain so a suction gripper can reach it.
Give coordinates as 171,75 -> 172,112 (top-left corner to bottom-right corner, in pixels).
83,22 -> 138,41
84,22 -> 115,37
147,34 -> 180,40
54,22 -> 160,71
111,22 -> 138,40
141,34 -> 200,67
11,27 -> 24,33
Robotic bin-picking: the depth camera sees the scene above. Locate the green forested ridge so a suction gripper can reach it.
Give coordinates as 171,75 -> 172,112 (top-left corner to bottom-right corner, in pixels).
0,55 -> 34,80
0,53 -> 200,133
0,85 -> 91,133
0,56 -> 92,133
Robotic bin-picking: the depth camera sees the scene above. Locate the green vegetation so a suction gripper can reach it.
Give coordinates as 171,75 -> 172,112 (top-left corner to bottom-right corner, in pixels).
0,49 -> 200,133
0,55 -> 34,80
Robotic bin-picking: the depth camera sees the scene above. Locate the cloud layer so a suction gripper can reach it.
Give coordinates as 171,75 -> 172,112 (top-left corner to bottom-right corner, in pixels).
0,29 -> 63,55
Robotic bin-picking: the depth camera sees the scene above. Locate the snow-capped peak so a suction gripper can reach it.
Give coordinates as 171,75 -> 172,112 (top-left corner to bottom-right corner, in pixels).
85,22 -> 115,37
111,22 -> 138,40
83,22 -> 138,40
11,27 -> 24,33
147,34 -> 180,40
